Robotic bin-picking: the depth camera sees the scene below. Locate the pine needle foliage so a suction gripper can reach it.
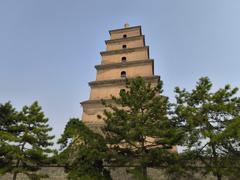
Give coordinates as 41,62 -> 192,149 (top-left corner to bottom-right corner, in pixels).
174,77 -> 240,180
0,101 -> 55,180
58,118 -> 111,180
99,77 -> 183,179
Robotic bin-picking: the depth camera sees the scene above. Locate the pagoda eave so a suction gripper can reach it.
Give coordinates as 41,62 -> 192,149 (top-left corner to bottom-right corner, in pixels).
80,99 -> 113,106
88,75 -> 160,87
105,35 -> 145,44
109,25 -> 142,35
95,59 -> 153,70
100,46 -> 149,56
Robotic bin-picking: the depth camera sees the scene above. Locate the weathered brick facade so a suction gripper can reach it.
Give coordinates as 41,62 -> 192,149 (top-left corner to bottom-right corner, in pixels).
81,24 -> 160,130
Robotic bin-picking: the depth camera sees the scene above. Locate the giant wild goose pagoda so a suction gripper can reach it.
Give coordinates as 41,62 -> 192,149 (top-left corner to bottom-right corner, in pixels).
81,24 -> 160,131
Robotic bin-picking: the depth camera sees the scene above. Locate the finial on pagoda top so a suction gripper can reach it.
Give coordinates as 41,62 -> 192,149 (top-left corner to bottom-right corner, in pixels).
124,23 -> 129,28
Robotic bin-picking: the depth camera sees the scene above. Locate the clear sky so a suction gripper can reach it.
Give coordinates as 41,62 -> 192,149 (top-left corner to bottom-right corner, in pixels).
1,0 -> 240,143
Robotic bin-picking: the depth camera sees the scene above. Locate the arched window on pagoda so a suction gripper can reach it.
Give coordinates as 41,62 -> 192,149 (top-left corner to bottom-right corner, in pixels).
121,71 -> 126,78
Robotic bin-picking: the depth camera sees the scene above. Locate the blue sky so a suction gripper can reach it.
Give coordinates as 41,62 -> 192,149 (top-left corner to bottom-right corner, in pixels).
1,0 -> 240,142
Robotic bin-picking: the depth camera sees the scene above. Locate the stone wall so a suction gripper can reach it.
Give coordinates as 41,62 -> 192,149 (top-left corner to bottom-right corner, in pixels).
1,166 -> 218,180
1,167 -> 67,180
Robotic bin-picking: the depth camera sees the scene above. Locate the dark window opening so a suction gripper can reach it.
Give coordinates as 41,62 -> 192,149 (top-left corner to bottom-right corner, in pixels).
121,71 -> 126,78
121,57 -> 127,62
122,45 -> 127,49
123,34 -> 127,38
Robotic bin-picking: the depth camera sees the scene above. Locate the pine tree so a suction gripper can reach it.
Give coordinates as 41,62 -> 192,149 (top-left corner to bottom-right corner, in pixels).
0,102 -> 19,176
58,118 -> 111,180
98,77 -> 182,179
174,77 -> 240,180
0,101 -> 55,180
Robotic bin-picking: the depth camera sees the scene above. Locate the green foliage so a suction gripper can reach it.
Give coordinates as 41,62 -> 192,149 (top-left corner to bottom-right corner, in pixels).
174,77 -> 240,180
0,102 -> 19,175
58,118 -> 111,180
99,77 -> 183,179
0,101 -> 55,180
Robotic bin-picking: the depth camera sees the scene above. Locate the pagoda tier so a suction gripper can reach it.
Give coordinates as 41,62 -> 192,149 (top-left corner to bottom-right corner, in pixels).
81,25 -> 160,128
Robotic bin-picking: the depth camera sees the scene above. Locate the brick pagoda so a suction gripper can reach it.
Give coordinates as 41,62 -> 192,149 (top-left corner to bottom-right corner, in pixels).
81,24 -> 160,130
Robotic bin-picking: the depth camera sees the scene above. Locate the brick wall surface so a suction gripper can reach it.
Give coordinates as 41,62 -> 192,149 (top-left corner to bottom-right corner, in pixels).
1,167 -> 220,180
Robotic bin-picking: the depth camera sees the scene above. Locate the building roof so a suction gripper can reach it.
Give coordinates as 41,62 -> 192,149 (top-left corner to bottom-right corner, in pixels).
109,25 -> 142,35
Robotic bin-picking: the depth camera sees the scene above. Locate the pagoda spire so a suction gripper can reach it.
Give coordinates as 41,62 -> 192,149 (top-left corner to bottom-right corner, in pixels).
124,23 -> 129,28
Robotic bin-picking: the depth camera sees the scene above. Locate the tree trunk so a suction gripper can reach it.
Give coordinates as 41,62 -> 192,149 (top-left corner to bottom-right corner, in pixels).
216,174 -> 222,180
12,142 -> 25,180
13,159 -> 20,180
212,144 -> 222,180
140,135 -> 147,179
140,164 -> 147,180
12,172 -> 17,180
